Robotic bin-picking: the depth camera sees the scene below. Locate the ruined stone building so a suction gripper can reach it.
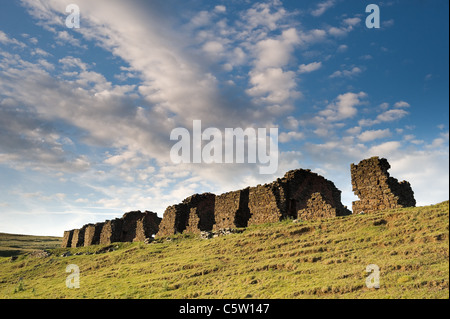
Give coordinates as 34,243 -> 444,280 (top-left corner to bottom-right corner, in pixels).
62,211 -> 161,248
62,157 -> 416,247
213,188 -> 251,231
156,193 -> 216,237
351,156 -> 416,214
155,169 -> 350,238
246,169 -> 351,226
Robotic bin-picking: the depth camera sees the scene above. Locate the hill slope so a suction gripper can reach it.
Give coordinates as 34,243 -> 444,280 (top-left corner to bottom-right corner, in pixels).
0,202 -> 448,299
0,233 -> 62,257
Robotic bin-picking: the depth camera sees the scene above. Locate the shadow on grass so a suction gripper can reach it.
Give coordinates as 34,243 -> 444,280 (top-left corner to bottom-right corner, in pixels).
0,249 -> 23,257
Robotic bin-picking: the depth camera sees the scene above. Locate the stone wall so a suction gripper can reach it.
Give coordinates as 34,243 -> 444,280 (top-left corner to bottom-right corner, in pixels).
297,192 -> 340,220
62,211 -> 161,248
71,226 -> 86,248
155,169 -> 350,238
99,218 -> 123,245
63,158 -> 413,246
213,188 -> 250,230
156,193 -> 216,237
155,205 -> 184,238
135,211 -> 161,242
247,169 -> 351,225
62,230 -> 74,248
248,182 -> 285,225
84,222 -> 104,247
351,156 -> 416,214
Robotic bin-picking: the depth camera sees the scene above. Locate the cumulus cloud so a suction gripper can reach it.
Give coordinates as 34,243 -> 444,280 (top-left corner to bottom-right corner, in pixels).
358,129 -> 392,142
359,109 -> 409,126
241,0 -> 288,31
376,109 -> 409,123
318,92 -> 368,122
279,131 -> 304,143
252,28 -> 301,69
247,67 -> 300,104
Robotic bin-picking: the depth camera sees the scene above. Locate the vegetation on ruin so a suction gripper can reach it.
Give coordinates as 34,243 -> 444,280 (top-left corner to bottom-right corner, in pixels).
0,201 -> 448,299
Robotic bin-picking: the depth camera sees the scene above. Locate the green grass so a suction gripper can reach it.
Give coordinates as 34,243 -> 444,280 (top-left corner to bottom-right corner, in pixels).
0,233 -> 62,257
0,201 -> 448,299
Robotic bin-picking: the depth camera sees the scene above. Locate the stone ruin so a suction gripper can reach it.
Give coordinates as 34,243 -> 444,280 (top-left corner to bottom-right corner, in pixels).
213,188 -> 251,231
155,168 -> 350,239
246,169 -> 351,226
351,156 -> 416,214
62,157 -> 416,246
156,193 -> 216,237
61,211 -> 161,248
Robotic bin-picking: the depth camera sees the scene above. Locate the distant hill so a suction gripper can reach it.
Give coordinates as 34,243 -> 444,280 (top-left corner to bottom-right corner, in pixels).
0,201 -> 448,299
0,233 -> 62,257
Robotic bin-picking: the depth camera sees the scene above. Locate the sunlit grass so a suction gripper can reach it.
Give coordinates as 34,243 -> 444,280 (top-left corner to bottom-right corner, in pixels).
0,201 -> 448,299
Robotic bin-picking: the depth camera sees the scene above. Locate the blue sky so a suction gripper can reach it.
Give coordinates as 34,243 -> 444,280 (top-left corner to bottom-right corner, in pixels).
0,0 -> 448,236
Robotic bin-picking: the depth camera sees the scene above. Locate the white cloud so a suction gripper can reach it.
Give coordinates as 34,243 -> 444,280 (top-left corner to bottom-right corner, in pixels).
376,109 -> 409,122
337,44 -> 348,52
59,56 -> 88,71
328,26 -> 348,37
214,5 -> 226,13
0,30 -> 26,48
31,48 -> 51,57
329,66 -> 363,78
394,101 -> 410,108
279,131 -> 304,143
318,92 -> 367,122
346,126 -> 362,135
311,0 -> 335,17
388,149 -> 449,206
253,28 -> 300,69
358,129 -> 391,142
359,109 -> 409,126
367,141 -> 401,157
242,1 -> 287,31
343,17 -> 361,26
284,116 -> 299,130
55,30 -> 85,48
382,19 -> 395,28
298,61 -> 322,74
202,41 -> 225,55
379,102 -> 389,110
247,68 -> 300,105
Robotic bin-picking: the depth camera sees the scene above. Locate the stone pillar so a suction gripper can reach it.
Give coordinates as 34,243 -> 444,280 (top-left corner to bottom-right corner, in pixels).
351,156 -> 416,214
61,230 -> 74,248
71,226 -> 86,247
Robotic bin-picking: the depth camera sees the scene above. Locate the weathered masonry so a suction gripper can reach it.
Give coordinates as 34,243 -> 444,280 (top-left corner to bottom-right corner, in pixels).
155,168 -> 350,238
246,169 -> 351,226
351,156 -> 416,214
63,157 -> 415,246
62,211 -> 161,248
156,193 -> 216,237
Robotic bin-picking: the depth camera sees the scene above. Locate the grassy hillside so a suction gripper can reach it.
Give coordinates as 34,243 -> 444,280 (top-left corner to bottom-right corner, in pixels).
0,233 -> 62,257
0,201 -> 448,299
